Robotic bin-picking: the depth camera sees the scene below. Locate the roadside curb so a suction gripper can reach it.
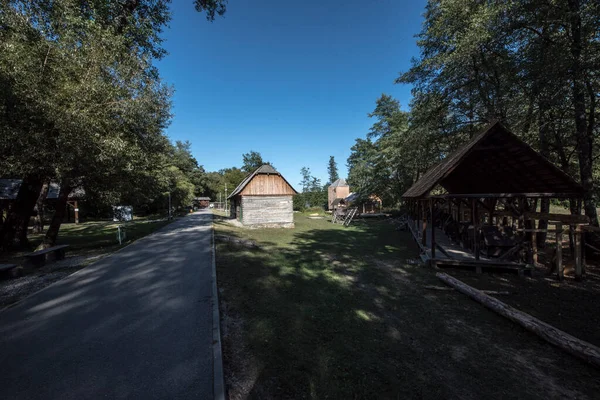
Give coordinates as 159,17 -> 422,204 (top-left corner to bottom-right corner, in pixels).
211,215 -> 226,400
0,216 -> 181,313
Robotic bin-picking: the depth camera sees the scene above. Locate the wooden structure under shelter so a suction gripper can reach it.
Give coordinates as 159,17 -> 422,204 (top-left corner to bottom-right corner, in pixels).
403,121 -> 588,279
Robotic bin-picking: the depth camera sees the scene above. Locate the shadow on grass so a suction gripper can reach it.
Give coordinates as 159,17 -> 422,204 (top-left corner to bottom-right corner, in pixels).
216,222 -> 600,399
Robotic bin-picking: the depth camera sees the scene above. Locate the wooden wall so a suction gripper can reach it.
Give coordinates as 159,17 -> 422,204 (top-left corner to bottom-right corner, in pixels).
328,185 -> 350,210
240,174 -> 296,196
241,195 -> 294,227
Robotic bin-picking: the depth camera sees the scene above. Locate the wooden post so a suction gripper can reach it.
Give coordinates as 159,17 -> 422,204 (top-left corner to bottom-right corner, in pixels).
575,225 -> 583,280
531,223 -> 538,265
457,200 -> 462,222
472,198 -> 480,260
556,222 -> 563,280
430,199 -> 436,259
74,200 -> 79,224
422,200 -> 427,247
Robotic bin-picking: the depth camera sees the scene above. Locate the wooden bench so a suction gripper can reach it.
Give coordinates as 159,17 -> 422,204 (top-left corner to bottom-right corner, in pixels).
0,264 -> 20,278
25,245 -> 69,268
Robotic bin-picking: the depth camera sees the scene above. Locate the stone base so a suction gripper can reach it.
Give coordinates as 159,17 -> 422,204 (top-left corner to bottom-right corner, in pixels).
244,222 -> 295,229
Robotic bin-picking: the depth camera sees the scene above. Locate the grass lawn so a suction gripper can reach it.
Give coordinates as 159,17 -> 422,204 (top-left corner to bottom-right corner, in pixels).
0,216 -> 173,265
214,212 -> 600,399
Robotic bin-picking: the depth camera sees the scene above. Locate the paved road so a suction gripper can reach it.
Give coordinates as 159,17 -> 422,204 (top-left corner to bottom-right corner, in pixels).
0,211 -> 214,399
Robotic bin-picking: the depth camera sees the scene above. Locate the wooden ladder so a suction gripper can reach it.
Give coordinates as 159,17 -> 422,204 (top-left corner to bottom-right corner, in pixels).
343,208 -> 358,226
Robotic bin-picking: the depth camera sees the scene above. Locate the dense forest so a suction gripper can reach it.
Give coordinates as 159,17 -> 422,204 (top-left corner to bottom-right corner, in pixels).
0,0 -> 228,252
348,0 -> 600,226
2,0 -> 599,253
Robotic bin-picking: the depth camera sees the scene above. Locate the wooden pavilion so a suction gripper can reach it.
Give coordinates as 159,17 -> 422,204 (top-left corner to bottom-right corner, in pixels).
402,122 -> 587,279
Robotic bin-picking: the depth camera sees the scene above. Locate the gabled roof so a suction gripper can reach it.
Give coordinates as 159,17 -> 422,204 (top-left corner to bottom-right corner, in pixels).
227,165 -> 298,199
0,179 -> 84,200
402,122 -> 583,199
329,178 -> 348,188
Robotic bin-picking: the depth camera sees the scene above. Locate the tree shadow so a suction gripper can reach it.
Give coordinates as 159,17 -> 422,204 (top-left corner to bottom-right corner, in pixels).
0,213 -> 214,399
217,222 -> 600,399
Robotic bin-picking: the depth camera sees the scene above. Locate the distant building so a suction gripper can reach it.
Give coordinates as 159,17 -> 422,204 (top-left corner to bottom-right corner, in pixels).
345,193 -> 382,214
228,165 -> 298,228
193,197 -> 211,209
328,179 -> 350,210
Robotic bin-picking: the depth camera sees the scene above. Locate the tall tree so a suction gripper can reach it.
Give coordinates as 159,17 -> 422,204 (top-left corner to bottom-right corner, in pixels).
242,151 -> 270,173
327,156 -> 339,184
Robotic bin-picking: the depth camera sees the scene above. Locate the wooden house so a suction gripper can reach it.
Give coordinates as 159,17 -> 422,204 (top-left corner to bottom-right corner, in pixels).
227,165 -> 298,228
328,179 -> 350,210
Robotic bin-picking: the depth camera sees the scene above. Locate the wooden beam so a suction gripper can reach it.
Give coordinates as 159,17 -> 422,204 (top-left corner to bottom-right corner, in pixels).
522,212 -> 589,224
437,273 -> 600,368
431,193 -> 581,199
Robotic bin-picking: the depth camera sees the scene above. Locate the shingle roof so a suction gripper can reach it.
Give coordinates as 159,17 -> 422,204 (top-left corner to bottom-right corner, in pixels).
329,178 -> 348,188
227,165 -> 298,199
402,121 -> 583,199
0,179 -> 85,200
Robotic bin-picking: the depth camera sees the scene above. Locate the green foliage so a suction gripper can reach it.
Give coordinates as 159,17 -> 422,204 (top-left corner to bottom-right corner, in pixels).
347,95 -> 411,207
242,151 -> 271,174
298,167 -> 327,209
327,156 -> 339,184
393,0 -> 600,223
194,0 -> 228,21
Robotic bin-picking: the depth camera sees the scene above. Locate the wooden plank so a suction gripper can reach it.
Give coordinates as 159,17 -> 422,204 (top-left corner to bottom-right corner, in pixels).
437,272 -> 600,368
0,264 -> 17,271
26,245 -> 70,257
522,212 -> 589,224
433,259 -> 525,269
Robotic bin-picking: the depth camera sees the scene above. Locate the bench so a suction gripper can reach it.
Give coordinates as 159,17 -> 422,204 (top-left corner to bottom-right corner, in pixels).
0,264 -> 20,278
25,245 -> 69,268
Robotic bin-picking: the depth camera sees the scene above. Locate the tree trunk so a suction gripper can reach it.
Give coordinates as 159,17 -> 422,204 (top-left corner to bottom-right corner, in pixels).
0,175 -> 44,252
41,184 -> 72,249
437,272 -> 600,368
568,0 -> 598,227
32,182 -> 49,234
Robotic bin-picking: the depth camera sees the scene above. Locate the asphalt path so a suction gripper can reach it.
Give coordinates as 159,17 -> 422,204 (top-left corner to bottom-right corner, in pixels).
0,210 -> 214,399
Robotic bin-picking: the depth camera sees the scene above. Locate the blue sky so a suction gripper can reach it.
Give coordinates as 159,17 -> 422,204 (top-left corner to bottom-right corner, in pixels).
156,0 -> 427,189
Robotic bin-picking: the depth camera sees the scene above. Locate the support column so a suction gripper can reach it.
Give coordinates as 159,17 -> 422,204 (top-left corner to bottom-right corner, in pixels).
556,222 -> 563,280
472,198 -> 480,260
74,200 -> 79,224
422,200 -> 427,247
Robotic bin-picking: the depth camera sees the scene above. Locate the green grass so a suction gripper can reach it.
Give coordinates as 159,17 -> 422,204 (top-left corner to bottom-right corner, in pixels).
214,212 -> 600,399
0,216 -> 173,265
